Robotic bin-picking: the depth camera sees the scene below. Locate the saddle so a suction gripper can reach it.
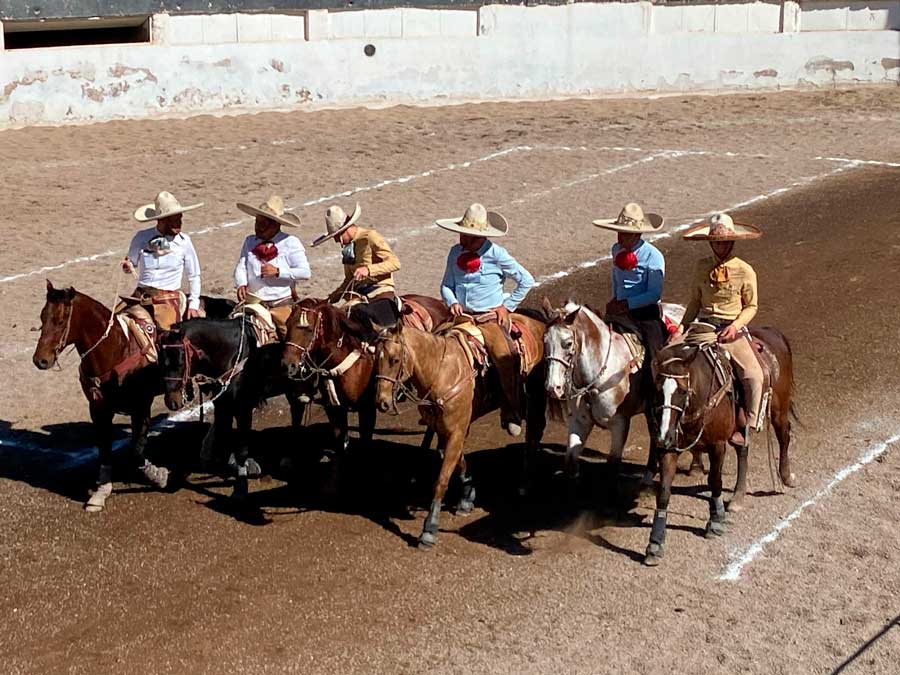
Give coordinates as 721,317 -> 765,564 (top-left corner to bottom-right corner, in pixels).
401,298 -> 434,333
444,317 -> 489,374
509,315 -> 541,375
230,304 -> 278,347
604,313 -> 646,368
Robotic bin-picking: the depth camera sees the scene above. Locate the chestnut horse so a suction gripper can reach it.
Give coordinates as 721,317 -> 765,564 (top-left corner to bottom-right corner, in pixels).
281,295 -> 451,452
32,281 -> 231,511
645,326 -> 797,566
374,315 -> 547,548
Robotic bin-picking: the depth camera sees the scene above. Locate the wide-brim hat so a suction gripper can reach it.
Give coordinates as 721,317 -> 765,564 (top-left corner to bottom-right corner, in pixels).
436,203 -> 508,238
312,203 -> 362,247
593,202 -> 663,233
682,212 -> 762,241
237,194 -> 300,229
134,191 -> 203,222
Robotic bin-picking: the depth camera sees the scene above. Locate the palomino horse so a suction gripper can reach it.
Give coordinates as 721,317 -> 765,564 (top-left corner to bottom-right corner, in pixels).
374,315 -> 547,547
159,315 -> 310,497
32,281 -> 236,511
281,295 -> 451,452
543,299 -> 684,491
645,325 -> 797,566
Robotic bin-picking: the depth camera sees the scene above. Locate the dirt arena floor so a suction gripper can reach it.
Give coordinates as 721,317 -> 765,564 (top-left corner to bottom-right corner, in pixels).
2,87 -> 900,674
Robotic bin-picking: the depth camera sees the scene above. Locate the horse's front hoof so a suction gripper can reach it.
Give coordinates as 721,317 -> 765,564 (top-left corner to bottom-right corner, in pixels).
457,499 -> 475,515
418,531 -> 436,549
506,422 -> 523,438
782,471 -> 797,488
84,483 -> 112,513
705,519 -> 726,538
245,458 -> 262,478
643,543 -> 664,566
141,463 -> 169,490
726,498 -> 745,513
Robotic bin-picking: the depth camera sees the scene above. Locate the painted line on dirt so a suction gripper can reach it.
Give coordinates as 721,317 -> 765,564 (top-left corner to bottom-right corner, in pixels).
532,161 -> 858,287
719,432 -> 900,582
815,156 -> 900,168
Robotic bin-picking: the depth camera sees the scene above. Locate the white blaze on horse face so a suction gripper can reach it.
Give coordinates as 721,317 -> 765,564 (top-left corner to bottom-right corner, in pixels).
545,325 -> 573,398
659,377 -> 678,444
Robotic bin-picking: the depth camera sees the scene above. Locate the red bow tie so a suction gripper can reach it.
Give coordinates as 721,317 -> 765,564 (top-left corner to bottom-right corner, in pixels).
251,242 -> 278,263
456,251 -> 481,273
614,249 -> 638,271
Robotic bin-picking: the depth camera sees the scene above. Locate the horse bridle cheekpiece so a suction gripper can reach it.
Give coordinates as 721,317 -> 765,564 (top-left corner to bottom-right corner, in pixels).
52,300 -> 75,361
374,330 -> 412,415
162,334 -> 205,403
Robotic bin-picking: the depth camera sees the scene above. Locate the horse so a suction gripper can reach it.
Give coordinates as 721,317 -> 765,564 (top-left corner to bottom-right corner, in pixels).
32,281 -> 233,512
159,314 -> 310,497
374,314 -> 547,547
645,325 -> 797,566
281,295 -> 452,453
542,299 -> 685,493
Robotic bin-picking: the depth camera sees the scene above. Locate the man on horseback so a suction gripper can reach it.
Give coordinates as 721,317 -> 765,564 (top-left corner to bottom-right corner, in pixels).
122,191 -> 204,330
234,195 -> 311,339
312,202 -> 402,336
593,202 -> 667,362
678,212 -> 765,445
437,203 -> 535,436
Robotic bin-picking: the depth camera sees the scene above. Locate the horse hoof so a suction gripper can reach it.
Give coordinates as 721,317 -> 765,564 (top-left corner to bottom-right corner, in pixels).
705,520 -> 726,538
726,499 -> 745,513
84,483 -> 112,512
245,458 -> 262,478
506,422 -> 523,438
418,531 -> 436,548
142,463 -> 169,490
783,472 -> 797,488
643,543 -> 664,566
457,499 -> 475,515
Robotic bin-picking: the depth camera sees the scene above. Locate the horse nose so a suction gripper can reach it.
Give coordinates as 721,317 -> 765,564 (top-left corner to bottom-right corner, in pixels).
378,399 -> 390,413
283,360 -> 297,377
34,356 -> 50,370
550,385 -> 565,400
165,394 -> 182,412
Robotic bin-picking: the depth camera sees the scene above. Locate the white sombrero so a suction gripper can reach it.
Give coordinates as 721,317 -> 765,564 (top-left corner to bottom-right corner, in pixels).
682,212 -> 762,241
593,202 -> 664,233
311,203 -> 362,247
134,191 -> 203,222
436,203 -> 508,238
236,194 -> 300,229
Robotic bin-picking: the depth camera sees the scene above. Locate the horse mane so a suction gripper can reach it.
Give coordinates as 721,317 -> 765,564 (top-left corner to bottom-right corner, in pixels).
320,304 -> 366,347
46,285 -> 76,303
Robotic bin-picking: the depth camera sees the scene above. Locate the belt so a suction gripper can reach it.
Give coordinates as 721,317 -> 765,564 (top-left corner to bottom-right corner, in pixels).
135,287 -> 181,303
259,296 -> 293,309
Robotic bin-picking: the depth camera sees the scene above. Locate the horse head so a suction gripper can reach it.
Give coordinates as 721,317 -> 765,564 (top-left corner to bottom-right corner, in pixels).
158,325 -> 197,411
542,298 -> 583,400
33,280 -> 77,370
282,298 -> 325,378
654,343 -> 704,450
374,321 -> 409,414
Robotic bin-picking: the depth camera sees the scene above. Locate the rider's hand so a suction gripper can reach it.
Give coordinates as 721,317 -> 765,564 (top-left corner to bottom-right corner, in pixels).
352,266 -> 370,282
122,258 -> 135,274
185,308 -> 201,320
236,285 -> 248,302
718,325 -> 739,343
260,263 -> 279,278
450,303 -> 464,317
494,305 -> 511,327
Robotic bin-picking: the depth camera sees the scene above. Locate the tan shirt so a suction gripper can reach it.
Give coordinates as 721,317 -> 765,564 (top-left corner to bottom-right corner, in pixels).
327,226 -> 401,303
681,255 -> 758,330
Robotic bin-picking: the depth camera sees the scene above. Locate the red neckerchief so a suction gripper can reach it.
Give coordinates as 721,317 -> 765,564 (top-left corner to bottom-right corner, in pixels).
251,241 -> 278,263
614,249 -> 638,271
456,251 -> 481,273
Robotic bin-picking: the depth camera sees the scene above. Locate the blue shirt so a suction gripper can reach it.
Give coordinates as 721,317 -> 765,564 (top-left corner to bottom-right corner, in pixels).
611,239 -> 665,310
441,241 -> 535,313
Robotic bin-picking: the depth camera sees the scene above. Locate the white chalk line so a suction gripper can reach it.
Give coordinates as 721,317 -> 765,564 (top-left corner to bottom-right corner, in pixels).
719,432 -> 900,582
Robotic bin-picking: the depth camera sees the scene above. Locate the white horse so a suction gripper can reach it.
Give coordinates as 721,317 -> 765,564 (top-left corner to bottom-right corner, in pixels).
543,299 -> 685,487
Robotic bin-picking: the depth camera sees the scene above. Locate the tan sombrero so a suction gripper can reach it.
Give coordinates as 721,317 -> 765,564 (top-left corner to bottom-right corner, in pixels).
593,202 -> 663,233
682,212 -> 761,241
436,203 -> 508,238
311,203 -> 362,247
134,191 -> 203,222
237,194 -> 300,229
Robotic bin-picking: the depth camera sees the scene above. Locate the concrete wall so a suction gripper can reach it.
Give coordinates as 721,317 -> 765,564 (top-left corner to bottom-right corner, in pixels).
1,2 -> 898,127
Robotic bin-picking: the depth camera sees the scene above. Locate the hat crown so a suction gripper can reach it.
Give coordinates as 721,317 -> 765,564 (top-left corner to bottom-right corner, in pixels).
617,202 -> 645,226
325,205 -> 348,234
460,203 -> 490,232
154,191 -> 182,215
258,195 -> 285,218
709,212 -> 736,236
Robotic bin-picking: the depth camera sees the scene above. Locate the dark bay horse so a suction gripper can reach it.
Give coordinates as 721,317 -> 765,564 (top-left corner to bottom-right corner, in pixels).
645,326 -> 796,566
374,315 -> 548,548
281,295 -> 451,452
159,315 -> 309,497
33,281 -> 231,511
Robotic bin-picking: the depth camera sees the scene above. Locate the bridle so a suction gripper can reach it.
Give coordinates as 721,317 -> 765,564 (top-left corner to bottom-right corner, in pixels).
162,334 -> 206,402
284,307 -> 351,382
655,351 -> 720,452
49,301 -> 75,362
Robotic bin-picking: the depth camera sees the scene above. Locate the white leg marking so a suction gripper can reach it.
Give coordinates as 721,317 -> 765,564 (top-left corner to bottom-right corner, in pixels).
659,378 -> 678,445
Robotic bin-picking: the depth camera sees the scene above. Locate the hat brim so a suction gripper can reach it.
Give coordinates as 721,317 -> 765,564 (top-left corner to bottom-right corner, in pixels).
682,221 -> 762,241
311,203 -> 362,247
133,202 -> 203,222
592,212 -> 664,233
236,202 -> 300,229
435,210 -> 509,238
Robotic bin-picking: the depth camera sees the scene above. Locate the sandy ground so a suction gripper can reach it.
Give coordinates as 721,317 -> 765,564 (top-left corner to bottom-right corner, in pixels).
1,87 -> 900,674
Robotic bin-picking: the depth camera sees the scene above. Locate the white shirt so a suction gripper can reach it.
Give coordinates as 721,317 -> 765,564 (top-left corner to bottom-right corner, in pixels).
233,231 -> 311,302
126,227 -> 202,310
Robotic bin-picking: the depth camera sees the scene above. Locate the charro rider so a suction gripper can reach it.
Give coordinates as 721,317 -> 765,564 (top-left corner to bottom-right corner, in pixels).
437,203 -> 535,437
234,195 -> 311,339
122,191 -> 203,330
311,202 -> 402,333
593,202 -> 667,362
677,212 -> 765,446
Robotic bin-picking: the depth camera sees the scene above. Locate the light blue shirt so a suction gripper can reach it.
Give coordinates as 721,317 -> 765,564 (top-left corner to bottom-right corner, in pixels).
610,239 -> 665,310
441,241 -> 535,313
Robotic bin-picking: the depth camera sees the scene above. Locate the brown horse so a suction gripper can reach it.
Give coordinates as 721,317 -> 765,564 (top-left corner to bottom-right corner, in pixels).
281,295 -> 451,452
374,314 -> 547,547
645,326 -> 797,565
33,281 -> 169,511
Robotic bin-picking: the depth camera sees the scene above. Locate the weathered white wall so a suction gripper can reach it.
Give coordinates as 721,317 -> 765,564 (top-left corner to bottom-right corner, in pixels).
1,2 -> 898,127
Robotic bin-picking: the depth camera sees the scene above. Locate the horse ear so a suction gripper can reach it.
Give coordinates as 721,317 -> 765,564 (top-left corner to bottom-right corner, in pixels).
66,287 -> 76,301
541,296 -> 554,316
46,279 -> 54,292
564,308 -> 579,325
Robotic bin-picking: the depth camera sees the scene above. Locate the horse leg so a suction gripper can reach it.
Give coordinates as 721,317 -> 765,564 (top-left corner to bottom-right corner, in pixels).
201,399 -> 231,471
773,398 -> 797,488
644,450 -> 677,566
706,442 -> 727,538
324,404 -> 349,455
357,392 -> 377,447
132,401 -> 169,490
85,403 -> 114,512
688,449 -> 706,477
728,442 -> 749,513
231,405 -> 256,500
455,453 -> 476,515
519,370 -> 547,497
564,405 -> 593,504
420,429 -> 464,548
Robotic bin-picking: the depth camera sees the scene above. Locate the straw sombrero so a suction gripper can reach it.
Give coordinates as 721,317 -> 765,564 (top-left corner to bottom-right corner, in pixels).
593,202 -> 663,233
237,195 -> 300,229
312,203 -> 362,247
435,203 -> 508,238
682,212 -> 761,241
134,191 -> 203,222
